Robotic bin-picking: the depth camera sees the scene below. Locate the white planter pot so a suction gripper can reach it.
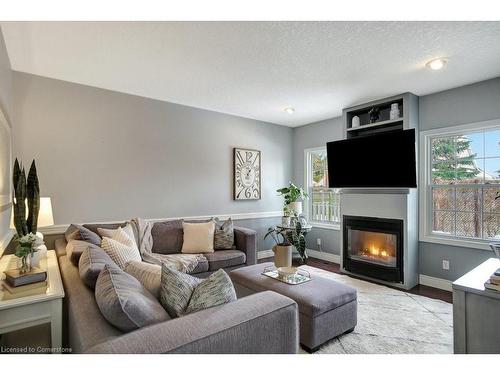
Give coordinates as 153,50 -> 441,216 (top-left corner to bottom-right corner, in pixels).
272,245 -> 293,268
286,202 -> 302,216
31,244 -> 47,268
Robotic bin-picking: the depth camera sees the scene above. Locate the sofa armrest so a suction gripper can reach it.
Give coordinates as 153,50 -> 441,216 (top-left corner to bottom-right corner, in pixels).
86,291 -> 299,354
233,226 -> 257,265
54,238 -> 68,258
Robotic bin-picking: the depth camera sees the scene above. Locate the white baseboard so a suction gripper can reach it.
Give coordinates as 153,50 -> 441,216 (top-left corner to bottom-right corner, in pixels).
418,274 -> 453,292
257,248 -> 341,264
257,250 -> 274,259
306,249 -> 341,264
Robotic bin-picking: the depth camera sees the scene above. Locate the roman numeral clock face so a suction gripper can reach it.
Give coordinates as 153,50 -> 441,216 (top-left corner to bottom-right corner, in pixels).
234,148 -> 261,200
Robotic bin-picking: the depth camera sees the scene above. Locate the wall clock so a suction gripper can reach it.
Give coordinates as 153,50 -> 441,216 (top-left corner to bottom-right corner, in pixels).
233,148 -> 261,200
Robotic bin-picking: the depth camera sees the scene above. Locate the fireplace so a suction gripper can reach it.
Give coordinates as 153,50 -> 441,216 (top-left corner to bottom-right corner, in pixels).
343,215 -> 404,283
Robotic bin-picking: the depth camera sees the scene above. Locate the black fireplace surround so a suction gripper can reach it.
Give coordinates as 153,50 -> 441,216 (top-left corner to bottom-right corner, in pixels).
343,215 -> 404,283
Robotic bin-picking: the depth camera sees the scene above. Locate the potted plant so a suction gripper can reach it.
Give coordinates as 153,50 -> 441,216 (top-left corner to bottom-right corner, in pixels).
286,220 -> 307,264
264,226 -> 293,268
277,182 -> 308,217
12,159 -> 43,273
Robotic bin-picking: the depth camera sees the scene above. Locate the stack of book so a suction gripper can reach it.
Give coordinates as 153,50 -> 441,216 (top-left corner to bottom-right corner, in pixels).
484,268 -> 500,292
2,267 -> 47,300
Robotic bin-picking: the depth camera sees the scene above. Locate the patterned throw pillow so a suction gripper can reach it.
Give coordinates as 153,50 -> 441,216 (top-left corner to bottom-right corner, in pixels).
160,264 -> 236,317
160,265 -> 201,317
65,224 -> 101,246
101,228 -> 142,269
185,269 -> 237,314
95,265 -> 170,332
98,224 -> 138,248
214,217 -> 234,250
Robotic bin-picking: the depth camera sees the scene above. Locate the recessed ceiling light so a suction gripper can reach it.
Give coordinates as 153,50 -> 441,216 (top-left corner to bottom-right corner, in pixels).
426,58 -> 447,70
284,107 -> 295,114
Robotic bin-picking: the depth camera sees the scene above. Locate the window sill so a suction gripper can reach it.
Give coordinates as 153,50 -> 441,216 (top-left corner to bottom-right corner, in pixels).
309,222 -> 341,230
419,233 -> 495,251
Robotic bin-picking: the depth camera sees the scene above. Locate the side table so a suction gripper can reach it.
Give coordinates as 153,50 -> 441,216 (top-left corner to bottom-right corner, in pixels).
0,250 -> 65,352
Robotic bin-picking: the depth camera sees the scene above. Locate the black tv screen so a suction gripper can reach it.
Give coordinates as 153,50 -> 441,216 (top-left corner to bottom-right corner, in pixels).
327,129 -> 417,188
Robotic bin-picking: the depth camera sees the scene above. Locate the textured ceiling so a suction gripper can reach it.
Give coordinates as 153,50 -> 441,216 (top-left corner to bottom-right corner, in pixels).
2,21 -> 500,127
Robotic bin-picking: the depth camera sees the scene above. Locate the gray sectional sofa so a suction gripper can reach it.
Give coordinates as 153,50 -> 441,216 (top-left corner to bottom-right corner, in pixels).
54,220 -> 300,353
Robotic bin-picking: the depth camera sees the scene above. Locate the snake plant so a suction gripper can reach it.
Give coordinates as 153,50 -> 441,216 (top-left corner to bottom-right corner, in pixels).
12,159 -> 40,237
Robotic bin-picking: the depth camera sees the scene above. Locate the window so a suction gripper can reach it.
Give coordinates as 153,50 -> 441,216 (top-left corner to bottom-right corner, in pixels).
421,121 -> 500,248
304,148 -> 340,228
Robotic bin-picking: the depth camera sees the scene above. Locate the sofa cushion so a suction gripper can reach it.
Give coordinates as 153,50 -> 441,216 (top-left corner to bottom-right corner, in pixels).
151,220 -> 183,254
79,246 -> 116,289
160,265 -> 202,317
101,229 -> 142,269
66,240 -> 98,266
181,221 -> 215,254
185,269 -> 237,314
204,250 -> 246,271
160,265 -> 236,317
65,224 -> 101,246
214,217 -> 235,250
189,257 -> 209,274
95,265 -> 170,332
124,261 -> 162,298
83,222 -> 126,236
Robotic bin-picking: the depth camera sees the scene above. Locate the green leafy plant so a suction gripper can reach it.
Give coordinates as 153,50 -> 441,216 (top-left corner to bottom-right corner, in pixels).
276,182 -> 308,205
285,221 -> 307,263
264,226 -> 291,246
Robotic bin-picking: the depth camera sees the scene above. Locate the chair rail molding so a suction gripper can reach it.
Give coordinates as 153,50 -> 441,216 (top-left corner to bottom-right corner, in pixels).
39,210 -> 283,235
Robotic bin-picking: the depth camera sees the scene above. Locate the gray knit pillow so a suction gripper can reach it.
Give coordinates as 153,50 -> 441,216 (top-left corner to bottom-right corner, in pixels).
160,265 -> 236,317
95,265 -> 170,332
160,265 -> 201,317
214,217 -> 234,250
78,245 -> 116,289
185,269 -> 237,314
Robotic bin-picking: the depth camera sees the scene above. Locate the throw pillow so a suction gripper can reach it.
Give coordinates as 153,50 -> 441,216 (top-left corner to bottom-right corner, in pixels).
66,240 -> 100,266
160,265 -> 201,317
79,245 -> 116,289
181,221 -> 215,254
214,217 -> 234,250
100,228 -> 142,269
124,261 -> 161,298
65,224 -> 101,246
151,220 -> 184,254
185,269 -> 237,314
95,265 -> 170,332
160,265 -> 236,317
98,223 -> 136,244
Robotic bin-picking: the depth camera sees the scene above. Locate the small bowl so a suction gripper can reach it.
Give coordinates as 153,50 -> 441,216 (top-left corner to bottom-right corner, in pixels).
278,267 -> 298,278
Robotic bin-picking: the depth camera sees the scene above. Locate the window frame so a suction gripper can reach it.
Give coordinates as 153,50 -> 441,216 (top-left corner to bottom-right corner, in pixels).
304,147 -> 340,230
419,118 -> 500,251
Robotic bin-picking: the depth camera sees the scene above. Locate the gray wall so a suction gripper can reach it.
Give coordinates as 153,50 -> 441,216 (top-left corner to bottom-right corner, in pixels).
418,78 -> 500,280
293,117 -> 343,255
12,72 -> 293,251
292,77 -> 500,280
0,27 -> 12,247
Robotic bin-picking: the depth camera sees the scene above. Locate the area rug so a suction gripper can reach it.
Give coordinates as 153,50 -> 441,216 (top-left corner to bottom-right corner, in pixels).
298,265 -> 453,354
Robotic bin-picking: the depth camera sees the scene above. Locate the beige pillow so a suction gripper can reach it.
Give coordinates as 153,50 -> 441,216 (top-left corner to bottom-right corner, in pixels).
181,221 -> 215,254
101,228 -> 142,269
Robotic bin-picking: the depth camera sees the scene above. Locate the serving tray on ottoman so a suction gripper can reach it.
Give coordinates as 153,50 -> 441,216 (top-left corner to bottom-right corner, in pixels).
230,262 -> 357,352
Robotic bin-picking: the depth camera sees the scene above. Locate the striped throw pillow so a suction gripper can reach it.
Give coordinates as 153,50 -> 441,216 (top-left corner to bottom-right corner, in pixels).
101,228 -> 141,269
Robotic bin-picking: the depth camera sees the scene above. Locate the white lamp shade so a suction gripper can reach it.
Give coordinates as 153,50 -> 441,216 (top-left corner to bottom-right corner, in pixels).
10,197 -> 54,229
38,197 -> 54,227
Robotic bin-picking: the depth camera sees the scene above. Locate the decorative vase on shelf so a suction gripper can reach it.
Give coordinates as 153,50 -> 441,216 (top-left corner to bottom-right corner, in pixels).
390,103 -> 400,120
352,116 -> 360,128
286,202 -> 302,217
369,107 -> 380,123
273,245 -> 293,268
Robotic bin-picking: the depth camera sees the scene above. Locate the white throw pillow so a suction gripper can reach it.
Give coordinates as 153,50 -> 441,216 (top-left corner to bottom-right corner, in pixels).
181,221 -> 215,254
101,228 -> 142,269
98,224 -> 136,243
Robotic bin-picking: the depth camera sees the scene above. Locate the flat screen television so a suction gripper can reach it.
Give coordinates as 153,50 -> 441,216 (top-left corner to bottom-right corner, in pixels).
327,129 -> 417,188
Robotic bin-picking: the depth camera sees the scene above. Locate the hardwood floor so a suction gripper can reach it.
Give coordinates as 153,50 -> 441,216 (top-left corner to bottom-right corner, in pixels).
259,257 -> 452,303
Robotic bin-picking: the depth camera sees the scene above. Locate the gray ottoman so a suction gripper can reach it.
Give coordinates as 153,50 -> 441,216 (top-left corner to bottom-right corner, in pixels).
230,262 -> 357,352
